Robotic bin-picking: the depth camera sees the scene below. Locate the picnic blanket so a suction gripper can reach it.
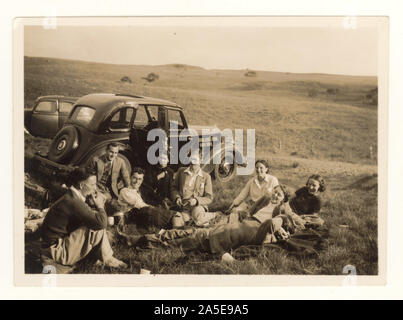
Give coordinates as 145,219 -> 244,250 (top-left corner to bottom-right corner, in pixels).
24,208 -> 48,233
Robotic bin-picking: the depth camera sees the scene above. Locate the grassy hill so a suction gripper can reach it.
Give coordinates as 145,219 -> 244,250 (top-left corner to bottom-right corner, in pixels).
24,56 -> 378,275
24,56 -> 377,164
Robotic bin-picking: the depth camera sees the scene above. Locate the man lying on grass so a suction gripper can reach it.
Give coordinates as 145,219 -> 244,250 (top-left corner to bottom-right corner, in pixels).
40,167 -> 127,269
118,185 -> 307,255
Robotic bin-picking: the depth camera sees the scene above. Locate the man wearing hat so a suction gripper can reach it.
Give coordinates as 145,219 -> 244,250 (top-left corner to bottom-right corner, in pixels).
170,154 -> 215,227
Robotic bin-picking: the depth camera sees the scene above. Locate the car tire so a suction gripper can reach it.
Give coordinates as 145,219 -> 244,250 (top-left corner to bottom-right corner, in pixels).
213,153 -> 237,183
48,126 -> 79,164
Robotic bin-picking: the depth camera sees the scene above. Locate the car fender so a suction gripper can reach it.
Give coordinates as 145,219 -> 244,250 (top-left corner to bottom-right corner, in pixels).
205,146 -> 246,166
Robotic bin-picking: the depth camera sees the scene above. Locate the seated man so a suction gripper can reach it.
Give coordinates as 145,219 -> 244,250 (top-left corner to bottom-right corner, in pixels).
118,167 -> 180,232
40,167 -> 127,269
90,143 -> 130,200
170,155 -> 216,227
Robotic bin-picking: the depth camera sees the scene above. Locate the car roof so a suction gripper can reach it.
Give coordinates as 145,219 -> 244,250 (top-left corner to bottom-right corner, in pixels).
37,95 -> 79,102
75,93 -> 182,111
68,93 -> 183,132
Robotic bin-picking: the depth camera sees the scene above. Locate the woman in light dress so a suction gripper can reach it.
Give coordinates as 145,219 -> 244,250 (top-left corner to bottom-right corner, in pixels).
227,159 -> 279,219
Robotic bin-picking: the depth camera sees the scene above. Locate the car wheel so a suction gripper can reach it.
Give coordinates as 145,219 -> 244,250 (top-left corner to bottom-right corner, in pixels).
213,153 -> 237,183
48,126 -> 79,164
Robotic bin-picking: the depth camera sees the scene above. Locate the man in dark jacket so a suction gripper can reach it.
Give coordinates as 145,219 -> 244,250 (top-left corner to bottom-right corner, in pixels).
41,167 -> 127,268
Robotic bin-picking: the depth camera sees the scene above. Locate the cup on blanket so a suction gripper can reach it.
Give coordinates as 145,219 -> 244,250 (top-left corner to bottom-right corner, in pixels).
221,252 -> 235,263
140,268 -> 151,275
107,216 -> 115,226
172,212 -> 185,229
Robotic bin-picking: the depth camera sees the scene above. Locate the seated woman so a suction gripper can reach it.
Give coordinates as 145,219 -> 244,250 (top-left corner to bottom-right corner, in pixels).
118,167 -> 182,233
142,154 -> 174,209
226,159 -> 278,222
288,174 -> 326,228
164,185 -> 305,255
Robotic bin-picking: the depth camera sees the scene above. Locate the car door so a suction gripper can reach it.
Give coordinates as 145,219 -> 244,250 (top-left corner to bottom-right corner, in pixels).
167,108 -> 189,165
30,99 -> 58,138
58,100 -> 75,130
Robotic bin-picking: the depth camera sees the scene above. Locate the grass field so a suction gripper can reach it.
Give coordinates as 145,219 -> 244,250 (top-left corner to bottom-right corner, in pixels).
24,56 -> 378,275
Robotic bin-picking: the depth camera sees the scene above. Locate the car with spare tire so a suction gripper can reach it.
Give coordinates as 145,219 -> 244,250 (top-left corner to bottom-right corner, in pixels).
29,93 -> 247,184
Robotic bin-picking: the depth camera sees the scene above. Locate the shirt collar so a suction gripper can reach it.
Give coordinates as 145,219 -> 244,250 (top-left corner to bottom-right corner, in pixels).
70,186 -> 86,203
102,154 -> 114,165
184,166 -> 203,177
254,175 -> 270,187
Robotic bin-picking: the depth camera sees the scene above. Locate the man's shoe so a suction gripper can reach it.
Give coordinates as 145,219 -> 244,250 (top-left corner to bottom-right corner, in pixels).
104,257 -> 128,269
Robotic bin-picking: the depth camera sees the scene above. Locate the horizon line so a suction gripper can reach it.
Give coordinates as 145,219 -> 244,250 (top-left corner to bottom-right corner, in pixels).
24,55 -> 378,78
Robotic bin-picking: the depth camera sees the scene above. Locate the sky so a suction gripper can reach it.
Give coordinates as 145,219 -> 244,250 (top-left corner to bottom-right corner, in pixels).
24,23 -> 378,76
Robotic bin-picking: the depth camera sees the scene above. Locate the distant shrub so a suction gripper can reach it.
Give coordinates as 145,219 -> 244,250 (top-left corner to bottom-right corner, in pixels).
120,76 -> 132,83
290,151 -> 298,156
366,87 -> 378,105
244,70 -> 257,77
292,161 -> 299,168
143,73 -> 159,83
308,88 -> 318,98
326,88 -> 339,95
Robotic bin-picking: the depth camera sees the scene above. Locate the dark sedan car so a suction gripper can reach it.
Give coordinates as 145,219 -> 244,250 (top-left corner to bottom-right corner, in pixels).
24,95 -> 79,138
31,93 -> 247,184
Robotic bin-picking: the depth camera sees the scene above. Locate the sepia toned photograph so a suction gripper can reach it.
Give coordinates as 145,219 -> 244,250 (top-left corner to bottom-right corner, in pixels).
15,16 -> 387,286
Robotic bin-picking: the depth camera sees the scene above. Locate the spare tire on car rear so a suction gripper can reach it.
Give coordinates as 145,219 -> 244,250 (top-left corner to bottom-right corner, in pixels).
48,126 -> 79,164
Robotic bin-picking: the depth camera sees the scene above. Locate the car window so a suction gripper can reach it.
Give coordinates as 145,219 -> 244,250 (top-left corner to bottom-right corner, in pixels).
167,109 -> 185,129
109,107 -> 134,131
70,106 -> 96,125
146,105 -> 159,121
35,100 -> 57,113
59,101 -> 74,114
133,105 -> 149,127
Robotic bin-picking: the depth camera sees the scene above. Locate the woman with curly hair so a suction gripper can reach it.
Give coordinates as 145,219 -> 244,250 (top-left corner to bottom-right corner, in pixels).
227,159 -> 279,216
288,174 -> 326,228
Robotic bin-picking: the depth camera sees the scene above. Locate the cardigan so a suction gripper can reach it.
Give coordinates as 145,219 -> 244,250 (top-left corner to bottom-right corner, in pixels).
289,187 -> 322,215
170,166 -> 213,207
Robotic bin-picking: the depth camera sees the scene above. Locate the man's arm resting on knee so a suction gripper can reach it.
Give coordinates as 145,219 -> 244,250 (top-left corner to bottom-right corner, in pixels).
72,198 -> 108,230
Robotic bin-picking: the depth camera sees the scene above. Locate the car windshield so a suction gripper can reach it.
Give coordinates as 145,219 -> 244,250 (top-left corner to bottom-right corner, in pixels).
70,106 -> 96,126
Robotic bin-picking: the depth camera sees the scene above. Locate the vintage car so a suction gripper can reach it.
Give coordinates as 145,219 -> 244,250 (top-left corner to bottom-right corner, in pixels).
31,93 -> 246,183
24,95 -> 79,138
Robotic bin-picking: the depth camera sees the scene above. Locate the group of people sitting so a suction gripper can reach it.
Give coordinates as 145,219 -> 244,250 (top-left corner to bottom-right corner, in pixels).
40,143 -> 326,270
